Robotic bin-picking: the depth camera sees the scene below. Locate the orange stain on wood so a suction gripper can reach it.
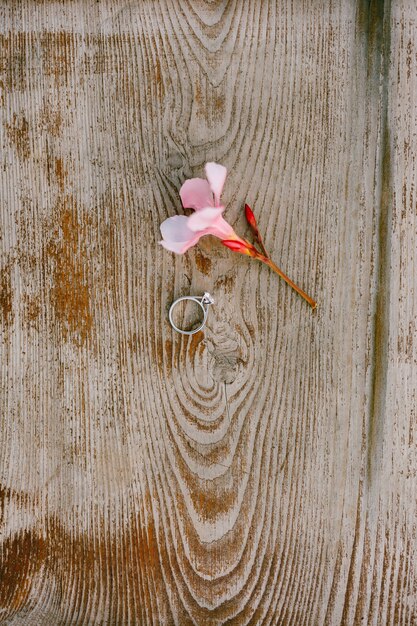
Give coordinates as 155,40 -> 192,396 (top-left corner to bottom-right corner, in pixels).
54,157 -> 66,191
188,331 -> 205,362
24,294 -> 41,328
174,449 -> 237,522
0,33 -> 28,93
47,198 -> 92,344
0,516 -> 166,621
51,495 -> 170,622
195,486 -> 236,522
214,94 -> 225,115
194,250 -> 212,275
41,32 -> 74,84
194,81 -> 203,105
162,338 -> 173,374
4,112 -> 30,159
0,263 -> 13,327
0,530 -> 46,614
138,515 -> 160,573
39,102 -> 63,137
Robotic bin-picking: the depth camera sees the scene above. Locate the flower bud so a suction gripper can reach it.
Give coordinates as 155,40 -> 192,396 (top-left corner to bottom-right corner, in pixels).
244,203 -> 258,230
222,239 -> 256,256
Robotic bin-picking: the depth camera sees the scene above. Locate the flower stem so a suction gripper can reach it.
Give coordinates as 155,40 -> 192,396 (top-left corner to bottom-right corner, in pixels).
258,255 -> 317,309
255,233 -> 269,259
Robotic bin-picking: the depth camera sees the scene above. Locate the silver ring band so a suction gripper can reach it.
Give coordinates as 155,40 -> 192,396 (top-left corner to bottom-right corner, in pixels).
169,293 -> 214,335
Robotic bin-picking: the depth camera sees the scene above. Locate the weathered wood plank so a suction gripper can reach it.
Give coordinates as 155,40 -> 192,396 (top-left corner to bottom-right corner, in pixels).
0,1 -> 415,624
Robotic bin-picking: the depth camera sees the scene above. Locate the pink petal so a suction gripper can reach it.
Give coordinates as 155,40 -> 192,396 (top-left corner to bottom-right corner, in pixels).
179,178 -> 213,210
159,215 -> 201,253
189,211 -> 236,240
160,239 -> 197,254
206,216 -> 237,240
205,163 -> 227,206
160,215 -> 193,241
187,207 -> 224,232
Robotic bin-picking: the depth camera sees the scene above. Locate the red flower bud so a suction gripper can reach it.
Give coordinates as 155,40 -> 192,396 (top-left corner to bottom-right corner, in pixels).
244,203 -> 269,258
245,203 -> 258,230
222,239 -> 256,257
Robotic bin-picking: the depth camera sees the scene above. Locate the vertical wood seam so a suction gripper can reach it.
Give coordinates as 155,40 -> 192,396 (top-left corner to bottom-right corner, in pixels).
364,0 -> 393,488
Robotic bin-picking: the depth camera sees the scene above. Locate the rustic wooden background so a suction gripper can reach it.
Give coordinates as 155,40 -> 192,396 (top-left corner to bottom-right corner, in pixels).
0,1 -> 416,624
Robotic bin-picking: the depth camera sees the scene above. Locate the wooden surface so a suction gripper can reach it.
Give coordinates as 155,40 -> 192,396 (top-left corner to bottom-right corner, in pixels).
0,1 -> 416,624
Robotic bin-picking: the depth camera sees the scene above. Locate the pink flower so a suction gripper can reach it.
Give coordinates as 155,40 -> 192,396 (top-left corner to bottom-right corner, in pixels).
159,162 -> 246,253
159,164 -> 317,309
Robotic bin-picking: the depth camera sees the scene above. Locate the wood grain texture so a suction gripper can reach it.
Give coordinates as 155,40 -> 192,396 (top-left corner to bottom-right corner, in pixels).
0,1 -> 416,624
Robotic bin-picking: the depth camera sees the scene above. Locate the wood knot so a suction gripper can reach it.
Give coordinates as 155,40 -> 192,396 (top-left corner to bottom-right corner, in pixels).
207,326 -> 241,384
210,352 -> 240,384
